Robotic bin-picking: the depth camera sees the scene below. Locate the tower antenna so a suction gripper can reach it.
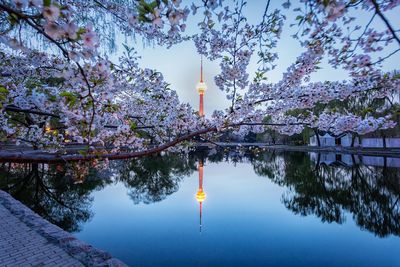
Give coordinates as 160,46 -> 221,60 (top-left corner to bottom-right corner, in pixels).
200,55 -> 203,83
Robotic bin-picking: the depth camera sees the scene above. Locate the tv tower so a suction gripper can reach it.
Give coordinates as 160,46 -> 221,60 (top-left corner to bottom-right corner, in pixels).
196,57 -> 207,116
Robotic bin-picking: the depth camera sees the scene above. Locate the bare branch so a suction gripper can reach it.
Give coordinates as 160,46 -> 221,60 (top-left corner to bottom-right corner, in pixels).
370,0 -> 400,46
4,106 -> 60,118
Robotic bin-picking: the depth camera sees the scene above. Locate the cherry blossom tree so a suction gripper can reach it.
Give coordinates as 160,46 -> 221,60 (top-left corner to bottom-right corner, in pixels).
0,0 -> 399,162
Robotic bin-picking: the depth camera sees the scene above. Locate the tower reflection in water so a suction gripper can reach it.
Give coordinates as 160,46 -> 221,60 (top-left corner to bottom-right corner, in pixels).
195,159 -> 206,232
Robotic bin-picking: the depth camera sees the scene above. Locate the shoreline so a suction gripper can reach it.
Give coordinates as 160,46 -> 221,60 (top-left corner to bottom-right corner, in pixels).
0,143 -> 399,163
197,143 -> 400,158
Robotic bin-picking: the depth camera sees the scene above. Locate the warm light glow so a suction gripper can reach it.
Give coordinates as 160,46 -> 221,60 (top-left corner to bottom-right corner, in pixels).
196,189 -> 206,203
45,126 -> 57,135
196,82 -> 207,94
196,160 -> 206,232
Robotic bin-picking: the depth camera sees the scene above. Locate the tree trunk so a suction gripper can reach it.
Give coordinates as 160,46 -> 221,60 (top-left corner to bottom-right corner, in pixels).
0,126 -> 218,163
381,130 -> 386,148
351,134 -> 356,147
313,129 -> 321,147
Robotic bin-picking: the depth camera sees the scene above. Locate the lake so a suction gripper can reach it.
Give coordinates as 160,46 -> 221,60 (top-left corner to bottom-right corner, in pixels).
1,149 -> 400,267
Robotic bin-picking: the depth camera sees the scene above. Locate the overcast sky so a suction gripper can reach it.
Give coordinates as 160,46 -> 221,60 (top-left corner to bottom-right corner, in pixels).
113,1 -> 400,117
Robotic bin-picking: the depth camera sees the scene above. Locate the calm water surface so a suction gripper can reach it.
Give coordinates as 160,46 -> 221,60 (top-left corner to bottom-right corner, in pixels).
1,150 -> 400,267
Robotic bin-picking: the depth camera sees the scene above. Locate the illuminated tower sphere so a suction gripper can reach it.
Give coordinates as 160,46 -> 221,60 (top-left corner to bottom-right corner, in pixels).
196,57 -> 207,116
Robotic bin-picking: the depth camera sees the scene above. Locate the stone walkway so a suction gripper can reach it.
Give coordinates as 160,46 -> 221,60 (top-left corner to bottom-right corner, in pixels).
0,204 -> 84,267
0,190 -> 127,267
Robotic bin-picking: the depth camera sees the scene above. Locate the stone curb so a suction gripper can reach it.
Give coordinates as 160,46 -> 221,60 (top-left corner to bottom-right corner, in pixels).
0,190 -> 128,267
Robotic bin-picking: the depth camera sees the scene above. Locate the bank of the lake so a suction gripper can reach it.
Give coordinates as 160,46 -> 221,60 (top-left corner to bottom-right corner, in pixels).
0,190 -> 127,266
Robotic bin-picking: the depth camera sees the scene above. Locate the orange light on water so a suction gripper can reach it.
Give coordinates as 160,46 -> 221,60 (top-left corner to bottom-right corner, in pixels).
195,160 -> 206,232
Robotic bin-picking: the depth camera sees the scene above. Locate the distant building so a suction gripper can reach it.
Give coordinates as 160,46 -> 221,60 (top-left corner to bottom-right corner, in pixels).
309,132 -> 400,148
360,137 -> 400,148
309,133 -> 357,147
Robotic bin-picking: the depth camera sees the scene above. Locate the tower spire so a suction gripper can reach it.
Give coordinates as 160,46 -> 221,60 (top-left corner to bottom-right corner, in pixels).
200,55 -> 203,83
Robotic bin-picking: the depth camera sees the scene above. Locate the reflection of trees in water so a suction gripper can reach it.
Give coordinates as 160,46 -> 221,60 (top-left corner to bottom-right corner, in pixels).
0,162 -> 111,232
0,153 -> 197,231
281,154 -> 352,224
1,150 -> 399,238
252,152 -> 286,185
115,153 -> 197,204
252,152 -> 400,237
350,164 -> 400,237
206,147 -> 259,165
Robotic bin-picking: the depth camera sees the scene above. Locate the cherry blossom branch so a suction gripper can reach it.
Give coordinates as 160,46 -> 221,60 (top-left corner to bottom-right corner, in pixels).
230,0 -> 245,111
0,3 -> 97,145
252,83 -> 387,106
0,4 -> 68,58
234,122 -> 309,127
370,0 -> 400,46
4,106 -> 61,118
92,0 -> 125,22
104,125 -> 155,129
0,127 -> 218,163
373,48 -> 400,65
0,121 -> 311,162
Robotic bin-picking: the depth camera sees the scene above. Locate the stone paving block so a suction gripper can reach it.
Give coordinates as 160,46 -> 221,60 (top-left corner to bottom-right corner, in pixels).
0,204 -> 84,267
0,190 -> 128,267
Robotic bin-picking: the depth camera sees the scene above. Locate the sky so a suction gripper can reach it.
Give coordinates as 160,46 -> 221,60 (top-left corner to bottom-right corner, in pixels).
113,1 -> 400,117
